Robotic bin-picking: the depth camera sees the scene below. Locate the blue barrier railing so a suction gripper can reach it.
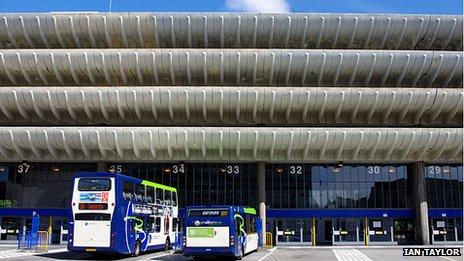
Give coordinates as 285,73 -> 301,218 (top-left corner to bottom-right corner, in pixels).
18,231 -> 37,251
18,231 -> 49,252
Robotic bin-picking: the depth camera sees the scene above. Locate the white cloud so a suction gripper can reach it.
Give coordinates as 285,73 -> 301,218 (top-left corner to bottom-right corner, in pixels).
226,0 -> 290,13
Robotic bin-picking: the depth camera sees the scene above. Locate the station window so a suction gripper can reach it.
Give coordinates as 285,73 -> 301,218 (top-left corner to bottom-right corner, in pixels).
426,165 -> 463,208
0,162 -> 98,208
266,164 -> 411,209
107,163 -> 258,208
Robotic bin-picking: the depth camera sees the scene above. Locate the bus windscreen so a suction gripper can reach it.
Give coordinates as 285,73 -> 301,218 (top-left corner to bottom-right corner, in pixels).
78,178 -> 111,191
188,209 -> 228,217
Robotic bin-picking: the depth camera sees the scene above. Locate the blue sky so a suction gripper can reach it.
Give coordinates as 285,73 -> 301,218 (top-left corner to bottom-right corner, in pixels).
0,0 -> 461,14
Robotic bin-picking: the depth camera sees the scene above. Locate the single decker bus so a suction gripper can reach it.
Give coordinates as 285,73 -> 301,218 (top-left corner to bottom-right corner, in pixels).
68,172 -> 178,256
183,206 -> 259,259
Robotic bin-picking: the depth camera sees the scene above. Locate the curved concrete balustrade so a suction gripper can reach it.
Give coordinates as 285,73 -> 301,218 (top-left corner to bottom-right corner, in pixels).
0,13 -> 461,50
0,49 -> 461,87
0,87 -> 461,126
0,127 -> 460,162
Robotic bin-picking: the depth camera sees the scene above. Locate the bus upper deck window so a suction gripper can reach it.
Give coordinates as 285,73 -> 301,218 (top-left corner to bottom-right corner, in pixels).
78,178 -> 111,191
135,184 -> 145,202
172,192 -> 178,206
164,190 -> 172,206
155,188 -> 163,205
146,186 -> 154,204
123,181 -> 135,201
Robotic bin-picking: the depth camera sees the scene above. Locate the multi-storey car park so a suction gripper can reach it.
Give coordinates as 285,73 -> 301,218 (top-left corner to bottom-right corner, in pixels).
0,13 -> 461,246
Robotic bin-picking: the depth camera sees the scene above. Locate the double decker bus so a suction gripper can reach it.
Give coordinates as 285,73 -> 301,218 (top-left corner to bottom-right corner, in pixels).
183,206 -> 259,259
67,172 -> 178,256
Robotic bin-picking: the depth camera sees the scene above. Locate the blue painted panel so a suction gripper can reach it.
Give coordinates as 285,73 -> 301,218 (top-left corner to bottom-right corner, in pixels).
0,208 -> 69,217
266,209 -> 414,218
0,166 -> 8,182
428,208 -> 463,218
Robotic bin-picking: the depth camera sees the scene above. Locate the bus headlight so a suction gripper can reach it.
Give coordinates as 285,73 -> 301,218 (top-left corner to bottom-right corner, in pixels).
230,236 -> 234,246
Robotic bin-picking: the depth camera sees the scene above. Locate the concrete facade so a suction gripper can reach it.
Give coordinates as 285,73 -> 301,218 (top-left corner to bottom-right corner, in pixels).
0,12 -> 462,246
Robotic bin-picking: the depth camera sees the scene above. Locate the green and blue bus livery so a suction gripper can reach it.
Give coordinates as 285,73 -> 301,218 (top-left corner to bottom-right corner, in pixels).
67,172 -> 178,256
183,205 -> 259,259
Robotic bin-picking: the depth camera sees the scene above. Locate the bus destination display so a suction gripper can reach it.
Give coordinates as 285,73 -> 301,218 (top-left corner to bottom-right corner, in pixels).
78,203 -> 108,210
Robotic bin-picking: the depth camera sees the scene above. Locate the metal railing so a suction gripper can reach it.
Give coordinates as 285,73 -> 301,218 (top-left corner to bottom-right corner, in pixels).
265,232 -> 273,248
17,231 -> 49,252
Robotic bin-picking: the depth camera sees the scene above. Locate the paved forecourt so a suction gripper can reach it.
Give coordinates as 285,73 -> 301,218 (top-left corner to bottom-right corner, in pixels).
261,247 -> 464,261
0,248 -> 268,260
3,247 -> 463,260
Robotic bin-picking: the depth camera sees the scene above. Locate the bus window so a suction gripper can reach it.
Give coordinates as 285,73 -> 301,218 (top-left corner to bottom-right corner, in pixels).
145,217 -> 153,231
135,183 -> 145,202
235,218 -> 241,236
75,213 -> 111,221
172,191 -> 178,206
251,216 -> 256,233
123,181 -> 134,201
154,217 -> 161,233
172,218 -> 178,232
155,188 -> 163,205
164,190 -> 172,206
146,186 -> 154,204
245,215 -> 256,233
122,181 -> 133,200
78,178 -> 111,191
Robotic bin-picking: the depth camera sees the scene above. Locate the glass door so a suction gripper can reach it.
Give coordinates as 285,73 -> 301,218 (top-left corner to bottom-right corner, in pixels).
432,218 -> 461,244
275,218 -> 311,245
1,217 -> 22,240
314,218 -> 333,245
431,218 -> 449,243
393,219 -> 415,245
333,218 -> 364,245
368,218 -> 393,243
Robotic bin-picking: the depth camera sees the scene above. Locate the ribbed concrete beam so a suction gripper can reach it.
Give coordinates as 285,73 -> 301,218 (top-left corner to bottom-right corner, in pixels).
0,49 -> 461,87
0,13 -> 461,50
0,127 -> 460,162
0,87 -> 461,126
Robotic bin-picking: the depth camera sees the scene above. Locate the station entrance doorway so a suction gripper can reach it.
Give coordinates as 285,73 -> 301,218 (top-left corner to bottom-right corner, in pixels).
431,217 -> 463,244
267,210 -> 416,246
274,218 -> 312,245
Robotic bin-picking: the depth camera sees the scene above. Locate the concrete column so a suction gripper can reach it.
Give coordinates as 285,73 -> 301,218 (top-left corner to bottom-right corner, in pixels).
258,161 -> 266,245
97,161 -> 106,172
411,161 -> 430,245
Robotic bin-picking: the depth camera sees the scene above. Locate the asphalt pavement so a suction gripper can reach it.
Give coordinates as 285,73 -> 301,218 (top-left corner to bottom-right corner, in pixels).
0,245 -> 462,260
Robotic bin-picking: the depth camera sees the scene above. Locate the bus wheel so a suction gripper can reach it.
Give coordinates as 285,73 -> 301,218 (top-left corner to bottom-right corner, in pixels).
132,240 -> 141,257
164,238 -> 171,251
